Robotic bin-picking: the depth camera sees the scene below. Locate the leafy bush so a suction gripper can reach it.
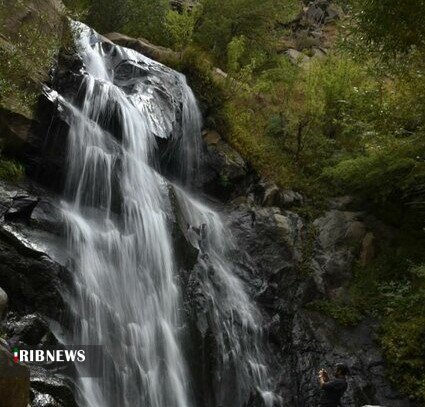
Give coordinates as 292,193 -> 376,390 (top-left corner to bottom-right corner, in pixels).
165,6 -> 199,50
378,265 -> 425,401
322,143 -> 423,203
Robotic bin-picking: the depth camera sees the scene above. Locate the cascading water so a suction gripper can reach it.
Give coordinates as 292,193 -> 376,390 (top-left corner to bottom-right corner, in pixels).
52,22 -> 282,407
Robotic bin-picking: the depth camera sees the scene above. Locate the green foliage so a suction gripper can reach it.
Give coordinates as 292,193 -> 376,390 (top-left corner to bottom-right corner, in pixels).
378,265 -> 425,401
351,0 -> 425,56
86,0 -> 128,33
0,158 -> 25,182
323,142 -> 423,203
175,46 -> 228,130
218,173 -> 231,188
381,312 -> 425,401
194,0 -> 298,66
347,238 -> 425,401
307,300 -> 363,326
70,0 -> 171,45
165,6 -> 198,50
123,0 -> 170,45
62,0 -> 90,17
220,52 -> 380,193
0,0 -> 61,116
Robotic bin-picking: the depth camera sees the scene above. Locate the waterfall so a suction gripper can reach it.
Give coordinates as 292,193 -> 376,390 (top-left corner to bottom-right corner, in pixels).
54,22 -> 281,407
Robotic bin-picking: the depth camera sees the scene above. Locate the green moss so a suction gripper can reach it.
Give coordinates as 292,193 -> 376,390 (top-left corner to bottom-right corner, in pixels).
0,158 -> 25,182
306,300 -> 363,326
297,221 -> 318,274
218,173 -> 231,188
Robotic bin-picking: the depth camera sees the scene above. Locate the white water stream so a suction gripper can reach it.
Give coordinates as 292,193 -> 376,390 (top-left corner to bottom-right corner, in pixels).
55,22 -> 281,407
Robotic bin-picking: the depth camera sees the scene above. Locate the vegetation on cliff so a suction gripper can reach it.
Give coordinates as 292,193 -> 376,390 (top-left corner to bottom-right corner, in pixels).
1,0 -> 425,401
0,0 -> 64,117
65,0 -> 425,399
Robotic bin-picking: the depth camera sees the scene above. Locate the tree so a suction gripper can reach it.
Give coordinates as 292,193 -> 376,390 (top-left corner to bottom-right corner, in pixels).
86,0 -> 129,33
352,0 -> 425,56
124,0 -> 170,45
194,0 -> 280,64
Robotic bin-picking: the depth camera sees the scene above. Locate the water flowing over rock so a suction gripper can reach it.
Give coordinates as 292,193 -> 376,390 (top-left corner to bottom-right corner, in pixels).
45,22 -> 283,407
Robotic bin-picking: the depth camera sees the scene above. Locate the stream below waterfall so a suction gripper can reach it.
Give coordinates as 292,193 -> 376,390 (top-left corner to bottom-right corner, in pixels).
48,22 -> 282,407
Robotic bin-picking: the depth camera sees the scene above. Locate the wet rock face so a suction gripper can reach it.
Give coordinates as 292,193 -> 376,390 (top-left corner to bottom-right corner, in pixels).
311,210 -> 366,298
0,233 -> 67,318
0,180 -> 76,407
253,179 -> 304,209
30,366 -> 77,407
285,312 -> 408,407
228,200 -> 410,406
201,130 -> 251,199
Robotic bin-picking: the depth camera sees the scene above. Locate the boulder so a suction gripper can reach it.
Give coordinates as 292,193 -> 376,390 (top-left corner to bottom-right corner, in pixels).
262,183 -> 280,207
1,0 -> 64,42
202,130 -> 249,199
255,179 -> 304,208
281,189 -> 304,207
0,181 -> 68,264
304,0 -> 344,26
286,48 -> 311,66
0,226 -> 68,318
305,1 -> 327,25
4,314 -> 53,346
30,366 -> 77,407
325,3 -> 344,23
313,210 -> 366,252
3,196 -> 40,224
309,210 -> 367,297
0,108 -> 36,157
329,195 -> 356,210
31,391 -> 58,407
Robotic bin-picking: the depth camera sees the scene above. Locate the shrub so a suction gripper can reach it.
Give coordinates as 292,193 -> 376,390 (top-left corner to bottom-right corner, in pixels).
0,159 -> 25,182
378,265 -> 425,401
322,139 -> 425,204
165,6 -> 199,50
